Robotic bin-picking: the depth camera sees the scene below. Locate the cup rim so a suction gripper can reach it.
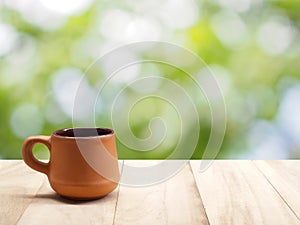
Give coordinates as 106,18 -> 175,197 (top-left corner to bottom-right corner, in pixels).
52,127 -> 114,139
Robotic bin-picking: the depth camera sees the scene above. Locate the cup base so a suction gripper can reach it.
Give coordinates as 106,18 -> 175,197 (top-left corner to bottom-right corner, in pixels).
59,194 -> 108,201
50,180 -> 118,200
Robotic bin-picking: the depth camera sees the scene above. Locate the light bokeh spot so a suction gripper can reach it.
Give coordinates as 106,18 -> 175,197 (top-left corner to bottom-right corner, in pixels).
256,16 -> 295,55
10,104 -> 44,139
0,23 -> 18,56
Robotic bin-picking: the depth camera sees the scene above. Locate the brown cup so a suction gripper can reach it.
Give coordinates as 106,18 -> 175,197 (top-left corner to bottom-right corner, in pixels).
22,128 -> 120,200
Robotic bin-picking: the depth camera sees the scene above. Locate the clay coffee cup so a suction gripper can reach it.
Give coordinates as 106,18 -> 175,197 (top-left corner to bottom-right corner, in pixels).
22,128 -> 120,200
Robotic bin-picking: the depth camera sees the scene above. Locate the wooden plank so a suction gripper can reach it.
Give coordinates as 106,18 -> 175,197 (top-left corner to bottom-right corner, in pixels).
0,161 -> 46,225
16,161 -> 124,225
253,160 -> 300,220
16,181 -> 119,225
190,160 -> 300,225
114,160 -> 209,225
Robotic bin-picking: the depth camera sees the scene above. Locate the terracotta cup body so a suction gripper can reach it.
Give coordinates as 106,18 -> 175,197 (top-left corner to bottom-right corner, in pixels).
22,128 -> 120,200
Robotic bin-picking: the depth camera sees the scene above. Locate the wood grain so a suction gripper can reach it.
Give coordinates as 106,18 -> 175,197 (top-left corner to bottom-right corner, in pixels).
253,160 -> 300,220
1,160 -> 299,225
190,160 -> 300,225
114,160 -> 209,225
0,161 -> 46,225
16,181 -> 119,225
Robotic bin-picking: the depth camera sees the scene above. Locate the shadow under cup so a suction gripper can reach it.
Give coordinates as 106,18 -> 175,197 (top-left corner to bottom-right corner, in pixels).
22,127 -> 120,200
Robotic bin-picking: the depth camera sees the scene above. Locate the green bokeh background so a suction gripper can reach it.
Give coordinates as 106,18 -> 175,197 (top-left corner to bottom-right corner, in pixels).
1,0 -> 300,159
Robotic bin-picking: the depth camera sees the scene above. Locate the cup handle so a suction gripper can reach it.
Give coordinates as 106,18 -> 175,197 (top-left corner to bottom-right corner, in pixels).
22,136 -> 51,175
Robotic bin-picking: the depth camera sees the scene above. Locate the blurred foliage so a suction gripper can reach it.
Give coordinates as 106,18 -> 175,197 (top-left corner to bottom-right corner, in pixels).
0,0 -> 300,159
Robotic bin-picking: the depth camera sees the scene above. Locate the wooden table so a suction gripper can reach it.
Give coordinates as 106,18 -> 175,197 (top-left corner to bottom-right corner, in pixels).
0,160 -> 299,225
